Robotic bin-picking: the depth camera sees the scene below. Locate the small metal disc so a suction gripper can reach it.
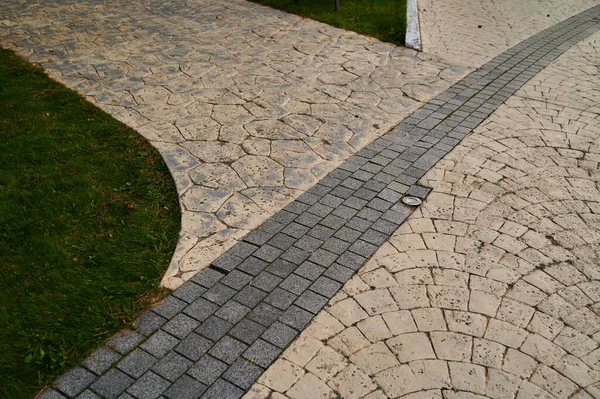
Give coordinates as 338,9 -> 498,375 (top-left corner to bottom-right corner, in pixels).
401,196 -> 422,206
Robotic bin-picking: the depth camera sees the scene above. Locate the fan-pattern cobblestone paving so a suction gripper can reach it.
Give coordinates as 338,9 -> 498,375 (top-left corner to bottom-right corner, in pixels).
0,0 -> 469,289
418,0 -> 599,68
247,24 -> 600,399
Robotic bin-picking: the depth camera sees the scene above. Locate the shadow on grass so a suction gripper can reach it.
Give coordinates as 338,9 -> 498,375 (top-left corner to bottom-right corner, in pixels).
0,47 -> 180,398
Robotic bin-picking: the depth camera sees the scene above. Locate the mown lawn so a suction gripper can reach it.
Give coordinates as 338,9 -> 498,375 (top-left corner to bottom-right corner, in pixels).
248,0 -> 407,45
0,47 -> 180,398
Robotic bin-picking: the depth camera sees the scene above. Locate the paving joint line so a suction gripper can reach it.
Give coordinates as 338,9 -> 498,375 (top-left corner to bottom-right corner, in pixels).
43,4 -> 600,399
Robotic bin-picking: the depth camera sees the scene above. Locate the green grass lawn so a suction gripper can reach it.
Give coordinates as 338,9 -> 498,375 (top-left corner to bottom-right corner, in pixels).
249,0 -> 407,45
0,47 -> 180,398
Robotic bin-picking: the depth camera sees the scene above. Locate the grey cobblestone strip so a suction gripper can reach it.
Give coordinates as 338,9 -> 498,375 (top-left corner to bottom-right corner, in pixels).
43,5 -> 600,399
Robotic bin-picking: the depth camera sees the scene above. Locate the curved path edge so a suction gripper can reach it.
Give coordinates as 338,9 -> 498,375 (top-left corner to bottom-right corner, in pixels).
42,5 -> 600,399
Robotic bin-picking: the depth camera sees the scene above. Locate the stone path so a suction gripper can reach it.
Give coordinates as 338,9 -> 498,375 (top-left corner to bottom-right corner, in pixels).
0,0 -> 469,289
418,0 -> 599,68
31,4 -> 600,399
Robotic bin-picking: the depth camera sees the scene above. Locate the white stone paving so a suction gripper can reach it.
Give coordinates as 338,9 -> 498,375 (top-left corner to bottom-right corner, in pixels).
0,0 -> 470,288
419,0 -> 600,68
245,29 -> 600,399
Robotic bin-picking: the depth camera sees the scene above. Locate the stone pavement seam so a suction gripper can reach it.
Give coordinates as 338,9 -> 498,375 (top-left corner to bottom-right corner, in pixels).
40,4 -> 600,399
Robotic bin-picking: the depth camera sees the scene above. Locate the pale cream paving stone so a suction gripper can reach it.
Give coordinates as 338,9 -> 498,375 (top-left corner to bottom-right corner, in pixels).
354,289 -> 398,315
382,311 -> 418,335
390,285 -> 431,309
305,346 -> 348,382
422,233 -> 456,252
554,327 -> 599,357
411,308 -> 447,332
328,326 -> 371,357
521,333 -> 568,366
409,360 -> 451,390
430,332 -> 473,362
516,381 -> 555,399
242,384 -> 272,399
553,355 -> 600,387
360,268 -> 397,289
258,359 -> 305,392
327,298 -> 369,327
530,365 -> 579,399
305,311 -> 345,341
472,338 -> 506,369
502,348 -> 538,379
486,368 -> 521,399
505,280 -> 548,306
327,364 -> 377,399
406,249 -> 439,268
527,311 -> 564,340
484,319 -> 528,348
374,365 -> 420,398
387,332 -> 436,363
357,316 -> 393,343
448,362 -> 486,395
283,334 -> 324,367
431,268 -> 469,287
350,342 -> 400,376
395,268 -> 434,286
445,311 -> 487,337
286,373 -> 337,399
469,292 -> 500,317
428,286 -> 469,310
496,298 -> 536,328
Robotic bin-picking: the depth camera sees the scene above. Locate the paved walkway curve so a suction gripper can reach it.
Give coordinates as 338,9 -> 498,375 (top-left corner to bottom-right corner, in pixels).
0,0 -> 471,289
33,4 -> 600,399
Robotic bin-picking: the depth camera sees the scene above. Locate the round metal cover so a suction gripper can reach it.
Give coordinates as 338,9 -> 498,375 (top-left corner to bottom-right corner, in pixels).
401,196 -> 422,206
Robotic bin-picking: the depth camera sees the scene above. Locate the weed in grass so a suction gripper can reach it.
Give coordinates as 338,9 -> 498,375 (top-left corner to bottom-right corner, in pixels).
0,48 -> 180,398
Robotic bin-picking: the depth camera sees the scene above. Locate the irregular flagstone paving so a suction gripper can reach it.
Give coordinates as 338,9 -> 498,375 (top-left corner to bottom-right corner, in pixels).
0,0 -> 470,289
37,5 -> 600,399
248,23 -> 600,399
418,0 -> 600,68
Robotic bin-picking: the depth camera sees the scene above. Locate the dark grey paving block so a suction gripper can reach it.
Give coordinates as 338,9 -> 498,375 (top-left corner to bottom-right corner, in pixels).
295,290 -> 329,314
308,248 -> 338,268
283,201 -> 310,214
331,204 -> 359,220
324,263 -> 355,283
188,355 -> 228,385
162,314 -> 200,339
202,283 -> 237,305
222,359 -> 264,390
175,332 -> 213,361
363,180 -> 387,192
307,224 -> 336,241
281,222 -> 310,239
371,219 -> 400,235
220,270 -> 253,290
163,375 -> 206,399
267,233 -> 297,250
242,229 -> 273,246
184,297 -> 219,322
294,211 -> 321,228
262,321 -> 299,349
345,217 -> 373,233
209,336 -> 248,364
151,351 -> 193,382
215,301 -> 250,324
341,177 -> 363,190
153,297 -> 187,320
258,219 -> 286,235
319,193 -> 345,208
280,246 -> 311,264
343,196 -> 369,210
265,258 -> 296,278
200,379 -> 243,399
279,305 -> 313,330
237,257 -> 268,276
271,210 -> 297,225
250,271 -> 282,292
294,235 -> 323,252
320,214 -> 346,230
76,390 -> 101,399
252,244 -> 283,262
140,330 -> 180,358
334,226 -> 362,243
126,371 -> 170,399
190,268 -> 225,288
310,276 -> 343,298
361,229 -> 388,246
248,302 -> 282,326
211,252 -> 244,272
196,316 -> 233,341
226,242 -> 258,259
329,185 -> 354,199
55,366 -> 96,397
348,239 -> 378,258
264,287 -> 297,310
229,318 -> 265,344
242,339 -> 282,368
307,202 -> 334,218
368,198 -> 394,212
294,261 -> 325,281
406,185 -> 432,199
337,252 -> 367,270
83,346 -> 121,375
107,330 -> 144,355
134,311 -> 168,336
117,349 -> 158,379
356,207 -> 383,222
90,369 -> 134,399
280,273 -> 312,295
233,286 -> 267,308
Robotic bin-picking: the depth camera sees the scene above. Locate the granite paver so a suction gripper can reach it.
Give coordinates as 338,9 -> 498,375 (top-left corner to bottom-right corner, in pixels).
0,0 -> 470,289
